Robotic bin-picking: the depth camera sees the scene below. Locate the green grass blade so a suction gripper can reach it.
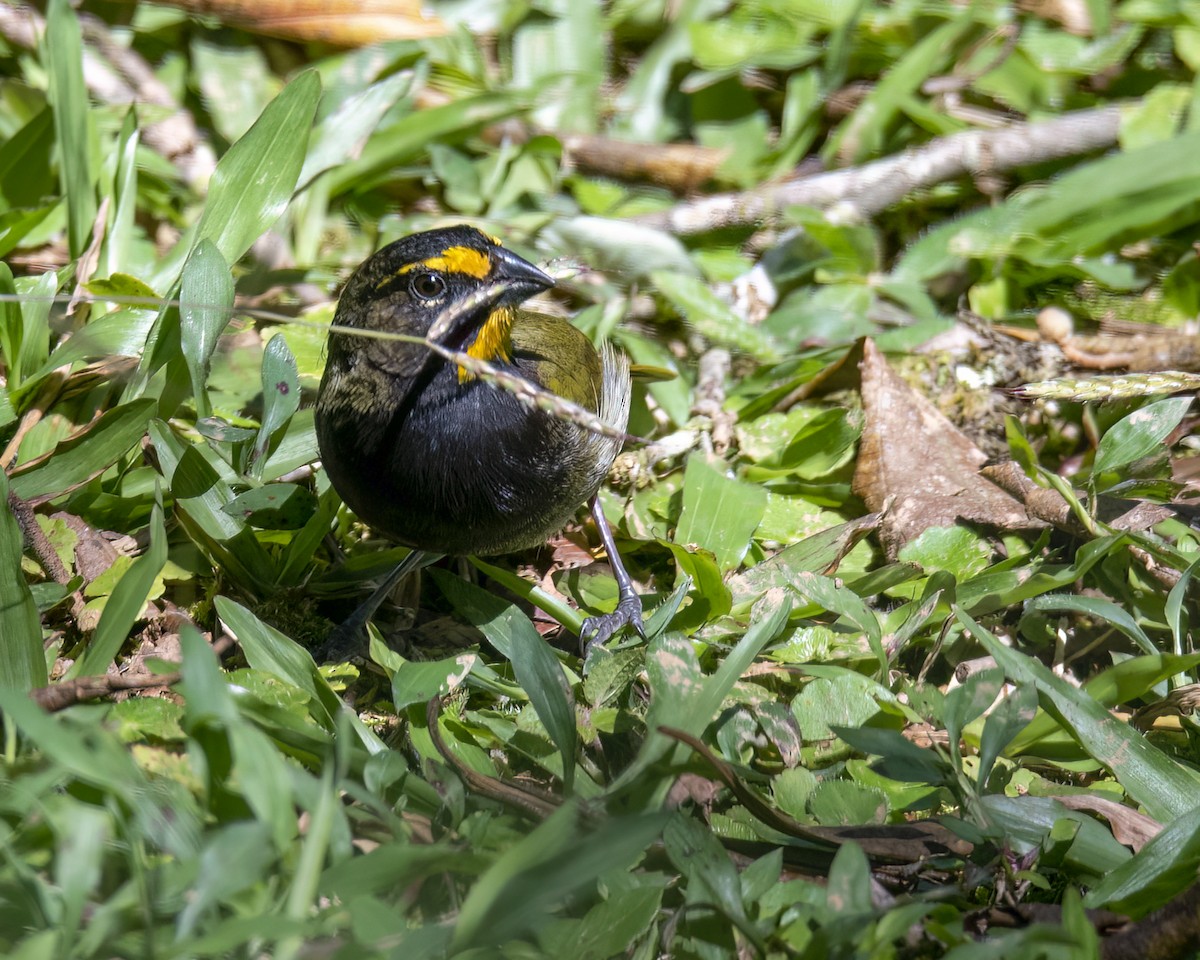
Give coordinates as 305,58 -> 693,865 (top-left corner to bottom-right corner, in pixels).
955,606 -> 1200,821
0,471 -> 48,689
432,570 -> 577,792
74,497 -> 168,677
44,0 -> 96,258
179,240 -> 234,422
9,398 -> 157,501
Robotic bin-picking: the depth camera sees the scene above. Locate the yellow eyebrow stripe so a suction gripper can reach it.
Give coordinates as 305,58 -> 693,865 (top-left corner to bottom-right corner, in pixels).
397,245 -> 493,280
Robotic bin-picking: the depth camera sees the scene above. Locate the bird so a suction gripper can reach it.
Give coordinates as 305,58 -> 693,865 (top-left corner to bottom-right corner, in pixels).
313,225 -> 644,660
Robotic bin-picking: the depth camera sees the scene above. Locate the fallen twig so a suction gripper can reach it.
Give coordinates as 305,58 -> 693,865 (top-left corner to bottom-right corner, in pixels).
658,725 -> 972,862
29,633 -> 235,711
425,696 -> 561,820
635,105 -> 1122,235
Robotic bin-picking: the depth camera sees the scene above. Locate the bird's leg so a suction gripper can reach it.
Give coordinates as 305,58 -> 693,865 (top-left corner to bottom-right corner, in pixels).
579,494 -> 645,654
313,550 -> 441,662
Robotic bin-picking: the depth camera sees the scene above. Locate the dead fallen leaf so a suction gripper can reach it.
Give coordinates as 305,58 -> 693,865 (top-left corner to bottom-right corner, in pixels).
1055,794 -> 1161,851
147,0 -> 446,44
853,339 -> 1042,558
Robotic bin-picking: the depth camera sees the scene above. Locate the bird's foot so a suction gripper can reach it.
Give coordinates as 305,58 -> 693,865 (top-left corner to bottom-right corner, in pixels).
311,551 -> 434,664
579,592 -> 646,655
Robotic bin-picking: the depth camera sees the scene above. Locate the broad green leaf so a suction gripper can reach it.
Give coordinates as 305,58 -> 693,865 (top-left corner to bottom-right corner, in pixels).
1006,652 -> 1200,755
149,421 -> 277,591
180,240 -> 234,421
258,408 -> 320,482
53,803 -> 109,949
790,569 -> 885,671
1093,396 -> 1192,477
0,689 -> 146,799
823,14 -> 972,163
320,843 -> 481,902
809,780 -> 887,826
0,470 -> 47,689
8,269 -> 56,394
664,814 -> 761,951
898,526 -> 993,582
833,725 -> 951,786
659,540 -> 731,628
956,607 -> 1200,820
958,535 -> 1128,615
537,886 -> 664,960
222,483 -> 317,530
195,70 -> 321,265
215,597 -> 363,743
617,588 -> 791,793
100,109 -> 139,278
796,669 -> 892,741
1018,133 -> 1200,260
978,682 -> 1037,786
191,36 -> 273,144
390,652 -> 477,711
0,204 -> 55,260
0,107 -> 55,211
982,795 -> 1132,883
729,515 -> 883,607
1165,557 -> 1200,658
37,301 -> 157,373
675,454 -> 767,571
275,480 -> 340,587
944,669 -> 1004,768
825,841 -> 873,915
177,822 -> 278,939
255,335 -> 301,464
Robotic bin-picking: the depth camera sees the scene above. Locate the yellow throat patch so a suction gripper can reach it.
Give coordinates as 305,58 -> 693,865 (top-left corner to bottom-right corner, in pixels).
460,305 -> 514,382
399,245 -> 492,280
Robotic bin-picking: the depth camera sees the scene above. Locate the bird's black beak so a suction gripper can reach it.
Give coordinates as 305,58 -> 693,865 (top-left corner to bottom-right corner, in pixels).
492,246 -> 555,301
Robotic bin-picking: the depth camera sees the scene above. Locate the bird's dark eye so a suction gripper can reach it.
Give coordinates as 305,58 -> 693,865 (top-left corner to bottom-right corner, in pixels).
409,272 -> 446,300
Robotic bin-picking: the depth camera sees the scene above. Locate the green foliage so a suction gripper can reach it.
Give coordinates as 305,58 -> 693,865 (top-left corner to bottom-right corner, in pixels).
5,1 -> 1200,957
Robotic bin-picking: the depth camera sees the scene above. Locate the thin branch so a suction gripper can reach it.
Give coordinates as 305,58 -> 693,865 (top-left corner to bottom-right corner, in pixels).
635,105 -> 1123,235
29,634 -> 235,712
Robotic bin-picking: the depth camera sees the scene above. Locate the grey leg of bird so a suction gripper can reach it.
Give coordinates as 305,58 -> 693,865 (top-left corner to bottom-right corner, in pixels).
313,550 -> 441,662
579,493 -> 645,655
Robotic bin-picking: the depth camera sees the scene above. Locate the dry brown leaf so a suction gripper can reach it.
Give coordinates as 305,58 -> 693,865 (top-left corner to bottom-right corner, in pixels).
852,339 -> 1041,558
1055,794 -> 1162,851
146,0 -> 446,44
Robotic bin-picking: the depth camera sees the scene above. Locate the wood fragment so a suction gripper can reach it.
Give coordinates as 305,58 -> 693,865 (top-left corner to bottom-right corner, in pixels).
142,0 -> 446,43
636,106 -> 1121,235
658,725 -> 973,862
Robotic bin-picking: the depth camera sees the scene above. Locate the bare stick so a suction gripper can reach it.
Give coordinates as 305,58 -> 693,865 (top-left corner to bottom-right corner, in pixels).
635,105 -> 1123,235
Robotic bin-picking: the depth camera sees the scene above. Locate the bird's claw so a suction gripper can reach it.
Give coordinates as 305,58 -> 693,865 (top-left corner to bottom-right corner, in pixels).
579,593 -> 646,655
